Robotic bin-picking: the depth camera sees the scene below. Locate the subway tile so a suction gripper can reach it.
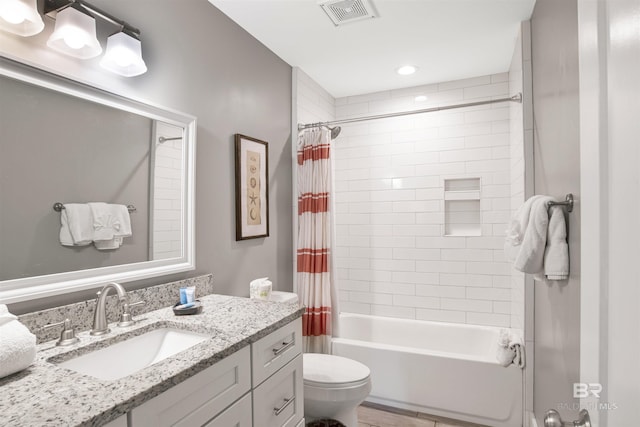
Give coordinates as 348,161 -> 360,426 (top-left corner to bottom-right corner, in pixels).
441,249 -> 494,262
416,236 -> 466,249
392,128 -> 440,144
339,280 -> 370,292
413,137 -> 466,152
349,269 -> 392,282
416,308 -> 466,323
370,282 -> 416,295
370,213 -> 416,225
370,236 -> 416,248
370,259 -> 416,272
441,298 -> 492,313
466,236 -> 506,249
465,133 -> 510,148
438,76 -> 490,91
368,116 -> 414,133
337,257 -> 370,269
391,176 -> 440,189
494,301 -> 511,314
392,200 -> 439,212
440,147 -> 493,163
339,301 -> 371,315
393,248 -> 441,261
346,90 -> 391,104
350,247 -> 393,259
392,271 -> 439,285
463,82 -> 509,100
335,101 -> 369,118
393,294 -> 440,309
370,189 -> 416,202
492,72 -> 510,83
414,162 -> 466,176
392,225 -> 441,236
464,107 -> 509,124
466,312 -> 510,327
349,225 -> 393,236
416,260 -> 466,274
370,305 -> 416,319
416,285 -> 465,299
349,291 -> 394,305
414,189 -> 442,200
349,202 -> 393,214
391,152 -> 440,166
466,261 -> 511,276
415,212 -> 443,224
370,165 -> 417,179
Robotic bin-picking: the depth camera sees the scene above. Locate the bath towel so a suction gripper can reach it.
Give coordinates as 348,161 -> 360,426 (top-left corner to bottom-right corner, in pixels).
88,203 -> 132,250
509,332 -> 525,369
59,203 -> 93,246
0,305 -> 36,379
506,195 -> 569,280
495,328 -> 525,368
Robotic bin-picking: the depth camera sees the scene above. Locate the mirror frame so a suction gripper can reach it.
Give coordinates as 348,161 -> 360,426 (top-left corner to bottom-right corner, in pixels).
0,58 -> 196,304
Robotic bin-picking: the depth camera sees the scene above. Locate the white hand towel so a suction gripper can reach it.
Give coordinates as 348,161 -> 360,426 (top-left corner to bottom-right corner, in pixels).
88,203 -> 132,250
542,205 -> 569,280
512,196 -> 554,274
509,332 -> 525,369
59,203 -> 93,246
0,305 -> 36,379
504,195 -> 544,262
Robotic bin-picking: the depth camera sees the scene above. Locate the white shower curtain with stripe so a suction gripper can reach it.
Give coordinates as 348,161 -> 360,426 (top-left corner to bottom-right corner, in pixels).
296,128 -> 339,354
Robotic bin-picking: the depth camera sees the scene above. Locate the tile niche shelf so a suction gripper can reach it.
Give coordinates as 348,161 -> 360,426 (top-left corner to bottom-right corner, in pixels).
444,178 -> 481,237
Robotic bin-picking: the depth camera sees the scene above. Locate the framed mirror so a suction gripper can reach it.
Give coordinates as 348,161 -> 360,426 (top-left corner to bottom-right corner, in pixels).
0,57 -> 196,304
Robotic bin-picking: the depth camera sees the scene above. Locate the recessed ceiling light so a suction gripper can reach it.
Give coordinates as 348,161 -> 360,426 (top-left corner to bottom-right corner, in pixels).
415,95 -> 428,102
396,65 -> 418,76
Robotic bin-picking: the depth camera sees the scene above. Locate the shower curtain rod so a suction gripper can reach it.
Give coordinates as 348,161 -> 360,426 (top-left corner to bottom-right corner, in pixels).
297,93 -> 523,131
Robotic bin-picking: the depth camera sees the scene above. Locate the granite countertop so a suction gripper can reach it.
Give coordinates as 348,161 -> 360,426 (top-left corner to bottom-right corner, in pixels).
0,294 -> 303,427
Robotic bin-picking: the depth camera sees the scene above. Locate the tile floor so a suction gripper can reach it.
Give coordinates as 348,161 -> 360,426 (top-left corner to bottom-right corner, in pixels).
357,403 -> 488,427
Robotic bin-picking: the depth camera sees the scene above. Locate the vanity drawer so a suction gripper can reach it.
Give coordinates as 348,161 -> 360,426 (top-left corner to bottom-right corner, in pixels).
203,393 -> 252,427
129,346 -> 251,427
251,317 -> 302,386
252,353 -> 304,427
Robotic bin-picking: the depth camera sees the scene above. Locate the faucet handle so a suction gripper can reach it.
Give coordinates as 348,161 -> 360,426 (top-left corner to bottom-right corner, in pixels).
43,319 -> 80,346
118,300 -> 145,327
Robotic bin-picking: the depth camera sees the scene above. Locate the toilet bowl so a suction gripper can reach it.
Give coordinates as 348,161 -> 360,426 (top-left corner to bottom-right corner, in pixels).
303,353 -> 372,426
265,291 -> 371,425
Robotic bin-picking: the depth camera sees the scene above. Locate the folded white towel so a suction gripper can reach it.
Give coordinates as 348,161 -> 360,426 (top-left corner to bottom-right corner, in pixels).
496,345 -> 517,367
509,333 -> 525,369
59,203 -> 93,246
88,203 -> 132,250
513,196 -> 554,274
0,305 -> 36,379
542,205 -> 570,280
495,329 -> 525,368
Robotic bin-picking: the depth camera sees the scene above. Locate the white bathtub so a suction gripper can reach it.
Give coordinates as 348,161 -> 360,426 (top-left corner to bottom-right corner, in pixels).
332,313 -> 522,427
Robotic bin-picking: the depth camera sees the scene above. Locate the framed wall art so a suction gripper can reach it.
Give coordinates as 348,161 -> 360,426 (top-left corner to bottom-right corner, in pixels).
234,134 -> 269,240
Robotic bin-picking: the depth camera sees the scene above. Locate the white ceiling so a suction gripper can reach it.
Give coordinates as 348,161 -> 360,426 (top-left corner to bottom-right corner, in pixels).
209,0 -> 536,98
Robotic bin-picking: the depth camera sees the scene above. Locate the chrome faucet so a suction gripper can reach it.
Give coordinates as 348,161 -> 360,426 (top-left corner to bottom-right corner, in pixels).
90,282 -> 129,336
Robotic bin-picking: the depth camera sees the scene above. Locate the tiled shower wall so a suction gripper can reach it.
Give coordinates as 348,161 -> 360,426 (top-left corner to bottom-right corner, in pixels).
332,74 -> 514,327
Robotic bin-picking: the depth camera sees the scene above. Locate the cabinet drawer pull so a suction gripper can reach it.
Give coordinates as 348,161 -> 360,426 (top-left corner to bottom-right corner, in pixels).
272,340 -> 294,356
273,397 -> 295,416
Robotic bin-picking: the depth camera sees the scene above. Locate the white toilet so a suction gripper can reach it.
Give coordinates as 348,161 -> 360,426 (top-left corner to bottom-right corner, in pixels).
303,353 -> 371,426
268,291 -> 372,426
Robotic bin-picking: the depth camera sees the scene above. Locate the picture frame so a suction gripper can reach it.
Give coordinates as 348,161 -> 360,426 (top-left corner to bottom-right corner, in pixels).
234,134 -> 269,240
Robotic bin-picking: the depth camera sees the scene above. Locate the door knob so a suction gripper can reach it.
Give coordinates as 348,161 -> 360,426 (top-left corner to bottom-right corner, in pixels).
544,409 -> 591,427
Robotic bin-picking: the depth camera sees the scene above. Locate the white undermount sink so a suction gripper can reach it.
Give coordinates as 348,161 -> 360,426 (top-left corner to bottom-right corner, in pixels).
56,327 -> 210,381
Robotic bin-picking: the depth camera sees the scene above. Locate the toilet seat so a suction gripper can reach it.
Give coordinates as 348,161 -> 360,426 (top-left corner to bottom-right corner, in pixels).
303,353 -> 371,389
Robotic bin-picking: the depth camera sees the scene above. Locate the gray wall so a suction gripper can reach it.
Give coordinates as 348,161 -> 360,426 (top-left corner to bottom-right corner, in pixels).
1,75 -> 150,280
531,0 -> 581,421
6,0 -> 293,313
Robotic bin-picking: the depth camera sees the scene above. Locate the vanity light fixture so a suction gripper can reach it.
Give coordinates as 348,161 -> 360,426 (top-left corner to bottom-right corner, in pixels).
43,0 -> 147,76
99,31 -> 147,77
0,0 -> 44,36
46,6 -> 101,58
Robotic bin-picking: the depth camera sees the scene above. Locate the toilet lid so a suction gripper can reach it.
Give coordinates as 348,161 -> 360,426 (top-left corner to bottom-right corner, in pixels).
303,353 -> 370,386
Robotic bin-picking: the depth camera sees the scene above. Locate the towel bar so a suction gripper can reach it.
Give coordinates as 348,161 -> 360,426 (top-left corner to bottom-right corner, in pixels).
547,194 -> 574,213
53,202 -> 136,213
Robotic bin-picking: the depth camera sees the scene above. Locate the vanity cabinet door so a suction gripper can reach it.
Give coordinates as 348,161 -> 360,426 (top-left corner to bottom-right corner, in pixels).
203,393 -> 252,427
252,354 -> 304,427
103,414 -> 127,427
252,317 -> 302,386
129,346 -> 251,427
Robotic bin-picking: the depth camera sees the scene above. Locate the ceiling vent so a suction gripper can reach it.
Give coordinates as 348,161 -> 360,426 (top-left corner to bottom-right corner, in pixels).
319,0 -> 378,26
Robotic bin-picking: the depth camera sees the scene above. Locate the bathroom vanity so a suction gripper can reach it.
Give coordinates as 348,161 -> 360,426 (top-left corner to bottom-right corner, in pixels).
0,294 -> 304,427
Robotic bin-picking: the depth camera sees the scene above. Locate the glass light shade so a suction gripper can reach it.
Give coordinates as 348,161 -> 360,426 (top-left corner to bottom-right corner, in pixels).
47,7 -> 102,59
99,32 -> 147,77
0,0 -> 44,36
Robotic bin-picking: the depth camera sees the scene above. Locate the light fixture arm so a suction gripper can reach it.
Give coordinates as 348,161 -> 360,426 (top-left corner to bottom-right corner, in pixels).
44,0 -> 141,38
